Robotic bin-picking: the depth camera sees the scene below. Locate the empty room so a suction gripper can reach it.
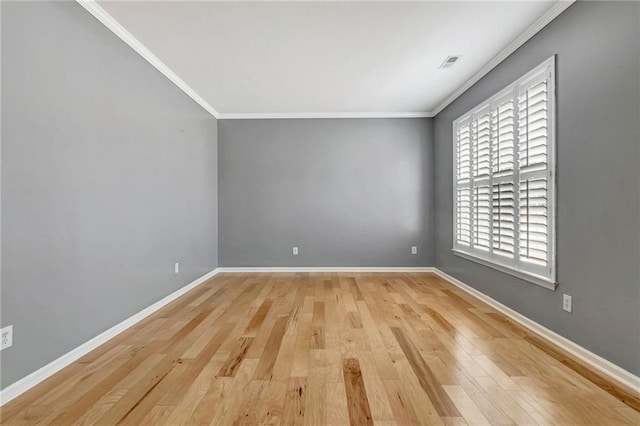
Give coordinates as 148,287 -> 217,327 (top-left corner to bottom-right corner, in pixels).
1,0 -> 639,424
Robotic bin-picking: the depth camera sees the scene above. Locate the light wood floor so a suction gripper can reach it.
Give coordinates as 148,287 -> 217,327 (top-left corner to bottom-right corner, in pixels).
2,273 -> 639,425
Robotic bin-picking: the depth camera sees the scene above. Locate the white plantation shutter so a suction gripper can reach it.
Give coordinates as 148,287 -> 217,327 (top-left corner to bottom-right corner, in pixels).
453,57 -> 556,288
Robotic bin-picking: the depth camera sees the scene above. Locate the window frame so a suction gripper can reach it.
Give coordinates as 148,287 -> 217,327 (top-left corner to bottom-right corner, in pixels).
452,56 -> 557,290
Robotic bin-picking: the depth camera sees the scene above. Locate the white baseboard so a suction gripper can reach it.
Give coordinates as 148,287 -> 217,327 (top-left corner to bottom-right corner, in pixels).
432,268 -> 640,394
217,267 -> 435,273
0,268 -> 220,406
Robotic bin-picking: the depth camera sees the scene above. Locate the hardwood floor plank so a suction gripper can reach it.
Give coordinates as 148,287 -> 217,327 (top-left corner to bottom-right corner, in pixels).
310,327 -> 325,350
189,366 -> 231,425
244,299 -> 273,336
216,337 -> 254,378
289,312 -> 314,378
390,327 -> 461,417
473,376 -> 538,425
348,277 -> 364,302
393,357 -> 446,425
233,379 -> 269,425
443,385 -> 490,425
208,358 -> 259,425
95,354 -> 178,425
45,345 -> 164,425
357,351 -> 395,422
305,349 -> 327,426
348,311 -> 363,329
312,301 -> 325,327
253,316 -> 289,380
342,358 -> 374,426
382,379 -> 420,425
423,305 -> 459,337
117,323 -> 237,423
281,377 -> 307,426
35,344 -> 130,407
254,332 -> 297,425
155,326 -> 236,423
326,381 -> 350,425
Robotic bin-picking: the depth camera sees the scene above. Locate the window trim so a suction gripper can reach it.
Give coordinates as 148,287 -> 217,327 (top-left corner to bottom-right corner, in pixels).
452,56 -> 557,290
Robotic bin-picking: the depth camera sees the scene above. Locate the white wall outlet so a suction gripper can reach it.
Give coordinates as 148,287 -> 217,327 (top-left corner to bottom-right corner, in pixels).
174,262 -> 180,274
563,294 -> 572,313
411,246 -> 418,255
1,325 -> 13,350
292,247 -> 299,256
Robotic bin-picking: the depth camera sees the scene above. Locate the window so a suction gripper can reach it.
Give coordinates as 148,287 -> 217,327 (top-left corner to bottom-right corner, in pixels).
453,57 -> 556,289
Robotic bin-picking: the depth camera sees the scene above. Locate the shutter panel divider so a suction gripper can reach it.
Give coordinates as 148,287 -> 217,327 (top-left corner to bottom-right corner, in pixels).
469,116 -> 475,251
488,103 -> 495,254
512,86 -> 522,267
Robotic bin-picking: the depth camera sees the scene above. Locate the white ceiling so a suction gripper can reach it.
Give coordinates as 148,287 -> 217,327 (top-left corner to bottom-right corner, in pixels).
93,0 -> 568,118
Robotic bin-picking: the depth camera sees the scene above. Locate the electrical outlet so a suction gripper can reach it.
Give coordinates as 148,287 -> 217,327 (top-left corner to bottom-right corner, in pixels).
1,325 -> 13,350
411,246 -> 418,255
292,247 -> 299,256
175,262 -> 180,274
563,294 -> 572,313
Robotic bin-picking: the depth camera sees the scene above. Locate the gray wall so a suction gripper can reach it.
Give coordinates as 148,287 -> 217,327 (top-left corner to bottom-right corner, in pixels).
219,119 -> 434,267
1,1 -> 218,389
434,1 -> 640,374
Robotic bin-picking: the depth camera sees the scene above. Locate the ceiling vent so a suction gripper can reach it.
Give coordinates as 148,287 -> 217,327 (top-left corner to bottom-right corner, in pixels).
440,55 -> 461,69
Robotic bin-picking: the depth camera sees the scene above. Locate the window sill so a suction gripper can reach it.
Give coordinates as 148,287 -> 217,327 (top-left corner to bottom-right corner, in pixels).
451,249 -> 557,291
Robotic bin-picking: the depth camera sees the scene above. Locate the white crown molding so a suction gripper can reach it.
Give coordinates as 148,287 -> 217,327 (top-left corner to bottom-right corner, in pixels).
76,0 -> 573,121
0,268 -> 220,406
217,267 -> 435,273
75,0 -> 220,119
432,268 -> 640,394
218,112 -> 434,120
431,0 -> 575,116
